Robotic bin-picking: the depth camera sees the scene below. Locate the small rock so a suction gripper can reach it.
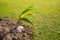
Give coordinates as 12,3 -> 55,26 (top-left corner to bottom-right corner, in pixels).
16,26 -> 24,32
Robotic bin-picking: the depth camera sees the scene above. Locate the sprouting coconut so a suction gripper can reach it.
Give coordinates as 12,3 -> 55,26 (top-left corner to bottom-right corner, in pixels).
0,6 -> 34,40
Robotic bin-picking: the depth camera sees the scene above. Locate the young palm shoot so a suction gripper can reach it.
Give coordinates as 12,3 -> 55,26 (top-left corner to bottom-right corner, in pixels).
17,6 -> 33,25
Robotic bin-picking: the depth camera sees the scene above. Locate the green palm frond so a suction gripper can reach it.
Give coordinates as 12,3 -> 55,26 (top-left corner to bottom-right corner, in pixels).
19,6 -> 33,18
20,18 -> 33,25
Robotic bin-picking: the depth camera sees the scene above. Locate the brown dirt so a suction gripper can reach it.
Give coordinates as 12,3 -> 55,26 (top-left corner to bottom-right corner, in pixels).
0,17 -> 33,40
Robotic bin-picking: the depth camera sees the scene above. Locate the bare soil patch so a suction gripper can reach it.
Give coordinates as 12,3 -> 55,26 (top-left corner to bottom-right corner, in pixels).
0,18 -> 33,40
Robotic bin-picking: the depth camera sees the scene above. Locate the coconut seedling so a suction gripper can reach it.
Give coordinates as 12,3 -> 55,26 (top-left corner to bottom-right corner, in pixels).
16,6 -> 34,32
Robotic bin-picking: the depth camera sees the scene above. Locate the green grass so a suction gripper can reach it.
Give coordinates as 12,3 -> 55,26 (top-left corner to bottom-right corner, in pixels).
0,0 -> 60,40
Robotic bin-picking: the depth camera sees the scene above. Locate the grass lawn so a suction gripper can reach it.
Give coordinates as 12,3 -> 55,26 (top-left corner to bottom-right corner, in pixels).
0,0 -> 60,40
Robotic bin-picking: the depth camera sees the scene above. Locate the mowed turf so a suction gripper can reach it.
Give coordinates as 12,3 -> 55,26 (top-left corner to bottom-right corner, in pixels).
0,0 -> 60,40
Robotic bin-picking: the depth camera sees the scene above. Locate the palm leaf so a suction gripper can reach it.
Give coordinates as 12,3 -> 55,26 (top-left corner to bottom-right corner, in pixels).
19,6 -> 33,18
20,18 -> 33,25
